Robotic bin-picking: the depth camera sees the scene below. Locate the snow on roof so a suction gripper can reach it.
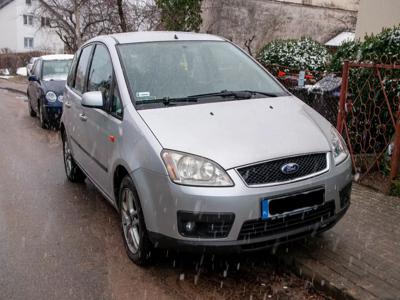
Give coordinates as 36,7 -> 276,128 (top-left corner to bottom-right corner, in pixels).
41,54 -> 74,61
325,32 -> 355,47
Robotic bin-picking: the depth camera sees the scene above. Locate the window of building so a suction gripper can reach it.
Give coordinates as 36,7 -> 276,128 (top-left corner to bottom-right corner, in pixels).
41,17 -> 51,27
23,15 -> 34,26
26,0 -> 32,5
24,37 -> 34,49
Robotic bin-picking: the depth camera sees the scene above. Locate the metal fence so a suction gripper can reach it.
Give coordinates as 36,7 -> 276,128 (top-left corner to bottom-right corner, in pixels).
264,64 -> 341,127
337,61 -> 400,191
265,62 -> 400,192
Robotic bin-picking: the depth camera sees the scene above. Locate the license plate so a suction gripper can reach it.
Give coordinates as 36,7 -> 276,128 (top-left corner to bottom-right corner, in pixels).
261,199 -> 269,220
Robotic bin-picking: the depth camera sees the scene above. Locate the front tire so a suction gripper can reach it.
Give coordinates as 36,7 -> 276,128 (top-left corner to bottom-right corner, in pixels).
119,176 -> 153,266
38,100 -> 48,129
62,131 -> 86,183
28,94 -> 36,117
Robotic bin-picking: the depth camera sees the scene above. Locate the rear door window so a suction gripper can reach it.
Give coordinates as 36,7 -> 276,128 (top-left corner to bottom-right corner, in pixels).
67,50 -> 81,88
74,45 -> 93,93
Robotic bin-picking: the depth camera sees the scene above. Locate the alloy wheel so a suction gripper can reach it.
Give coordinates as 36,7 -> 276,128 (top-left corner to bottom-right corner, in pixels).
63,138 -> 72,177
121,188 -> 141,254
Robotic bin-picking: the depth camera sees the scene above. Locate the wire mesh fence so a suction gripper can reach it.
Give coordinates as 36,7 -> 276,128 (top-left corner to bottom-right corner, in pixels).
264,62 -> 400,193
337,62 -> 400,192
264,64 -> 341,126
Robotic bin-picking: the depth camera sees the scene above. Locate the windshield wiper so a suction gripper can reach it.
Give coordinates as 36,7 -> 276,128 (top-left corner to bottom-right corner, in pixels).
186,90 -> 279,100
135,97 -> 198,106
135,90 -> 279,106
239,90 -> 279,98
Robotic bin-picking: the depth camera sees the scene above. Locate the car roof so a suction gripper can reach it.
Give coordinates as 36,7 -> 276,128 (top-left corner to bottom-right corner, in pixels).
91,31 -> 226,45
40,54 -> 74,61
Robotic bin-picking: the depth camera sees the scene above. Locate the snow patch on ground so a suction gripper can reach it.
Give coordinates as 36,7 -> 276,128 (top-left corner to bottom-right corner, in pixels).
16,67 -> 27,77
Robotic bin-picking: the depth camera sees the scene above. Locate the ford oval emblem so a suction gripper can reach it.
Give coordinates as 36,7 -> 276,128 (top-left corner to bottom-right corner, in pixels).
281,163 -> 300,175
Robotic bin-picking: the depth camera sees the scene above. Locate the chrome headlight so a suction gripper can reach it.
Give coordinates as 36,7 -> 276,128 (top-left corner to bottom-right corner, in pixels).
45,91 -> 57,102
58,95 -> 63,102
331,127 -> 349,165
161,150 -> 234,186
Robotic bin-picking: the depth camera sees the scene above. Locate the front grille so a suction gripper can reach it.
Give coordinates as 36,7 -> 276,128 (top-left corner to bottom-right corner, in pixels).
237,153 -> 327,186
238,201 -> 335,240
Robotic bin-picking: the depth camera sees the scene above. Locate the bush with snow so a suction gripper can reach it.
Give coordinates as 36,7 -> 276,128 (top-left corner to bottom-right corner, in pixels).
360,24 -> 400,64
257,37 -> 330,71
330,24 -> 400,72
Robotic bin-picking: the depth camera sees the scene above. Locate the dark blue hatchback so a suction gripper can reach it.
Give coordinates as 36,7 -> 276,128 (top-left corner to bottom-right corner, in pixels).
27,55 -> 73,129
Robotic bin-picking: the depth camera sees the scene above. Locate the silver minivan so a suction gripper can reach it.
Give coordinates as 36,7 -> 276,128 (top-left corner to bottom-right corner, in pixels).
61,31 -> 352,265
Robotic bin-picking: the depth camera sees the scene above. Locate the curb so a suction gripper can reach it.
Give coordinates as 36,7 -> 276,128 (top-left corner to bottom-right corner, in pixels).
0,86 -> 26,95
280,255 -> 357,300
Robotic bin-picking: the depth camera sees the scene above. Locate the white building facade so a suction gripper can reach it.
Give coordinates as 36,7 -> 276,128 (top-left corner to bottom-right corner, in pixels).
0,0 -> 64,53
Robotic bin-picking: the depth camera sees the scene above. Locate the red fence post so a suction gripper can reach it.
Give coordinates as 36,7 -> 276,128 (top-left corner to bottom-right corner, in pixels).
390,122 -> 400,181
337,61 -> 350,133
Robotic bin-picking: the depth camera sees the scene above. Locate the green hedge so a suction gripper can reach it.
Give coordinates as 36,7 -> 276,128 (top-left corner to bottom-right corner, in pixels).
330,24 -> 400,72
257,37 -> 330,71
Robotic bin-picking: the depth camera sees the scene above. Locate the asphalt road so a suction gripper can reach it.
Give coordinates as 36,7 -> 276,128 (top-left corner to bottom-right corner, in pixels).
0,87 -> 327,300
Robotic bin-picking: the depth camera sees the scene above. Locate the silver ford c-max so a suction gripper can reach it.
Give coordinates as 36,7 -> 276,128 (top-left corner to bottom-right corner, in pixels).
61,31 -> 352,265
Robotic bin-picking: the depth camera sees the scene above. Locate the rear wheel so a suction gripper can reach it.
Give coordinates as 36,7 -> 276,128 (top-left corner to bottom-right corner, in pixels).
62,131 -> 86,183
119,176 -> 153,266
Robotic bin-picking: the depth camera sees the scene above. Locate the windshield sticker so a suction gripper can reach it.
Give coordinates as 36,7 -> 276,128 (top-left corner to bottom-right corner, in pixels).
136,92 -> 150,98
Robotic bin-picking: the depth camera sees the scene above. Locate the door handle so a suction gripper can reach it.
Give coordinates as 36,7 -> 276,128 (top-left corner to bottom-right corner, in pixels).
64,102 -> 72,108
79,113 -> 88,121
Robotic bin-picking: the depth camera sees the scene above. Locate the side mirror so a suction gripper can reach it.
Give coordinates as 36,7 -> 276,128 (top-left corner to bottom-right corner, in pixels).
81,91 -> 104,108
28,75 -> 38,82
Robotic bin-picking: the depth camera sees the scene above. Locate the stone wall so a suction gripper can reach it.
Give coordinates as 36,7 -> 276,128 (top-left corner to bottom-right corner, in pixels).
273,0 -> 359,11
201,0 -> 358,54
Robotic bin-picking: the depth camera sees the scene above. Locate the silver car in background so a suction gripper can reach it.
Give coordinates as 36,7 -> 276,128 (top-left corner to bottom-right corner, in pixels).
61,32 -> 352,265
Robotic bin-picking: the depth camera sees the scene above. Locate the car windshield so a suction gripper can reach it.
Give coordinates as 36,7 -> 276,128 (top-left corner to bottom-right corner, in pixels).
118,41 -> 287,108
42,59 -> 72,81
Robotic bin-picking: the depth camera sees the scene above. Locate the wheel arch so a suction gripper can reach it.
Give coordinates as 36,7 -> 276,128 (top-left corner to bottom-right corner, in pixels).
113,164 -> 131,209
60,122 -> 66,140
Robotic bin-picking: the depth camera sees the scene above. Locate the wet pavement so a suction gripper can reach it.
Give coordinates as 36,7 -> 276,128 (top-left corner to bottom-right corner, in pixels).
0,86 -> 327,299
2,81 -> 399,300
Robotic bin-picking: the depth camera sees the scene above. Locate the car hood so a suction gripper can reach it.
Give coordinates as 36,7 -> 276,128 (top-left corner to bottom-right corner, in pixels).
138,96 -> 332,169
41,80 -> 66,95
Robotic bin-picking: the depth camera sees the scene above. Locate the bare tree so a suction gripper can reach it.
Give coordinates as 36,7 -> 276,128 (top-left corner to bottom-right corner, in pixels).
244,34 -> 255,57
35,0 -> 160,52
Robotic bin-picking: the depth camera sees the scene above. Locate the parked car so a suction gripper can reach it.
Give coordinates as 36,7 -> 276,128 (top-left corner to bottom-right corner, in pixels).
27,54 -> 73,128
26,57 -> 39,76
61,32 -> 352,265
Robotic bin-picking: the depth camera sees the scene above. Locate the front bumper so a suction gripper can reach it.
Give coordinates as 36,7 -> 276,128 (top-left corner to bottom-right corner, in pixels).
148,204 -> 349,252
43,104 -> 63,123
133,153 -> 352,252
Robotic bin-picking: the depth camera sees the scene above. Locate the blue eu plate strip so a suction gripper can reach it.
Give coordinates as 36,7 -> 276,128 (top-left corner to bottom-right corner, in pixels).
261,199 -> 269,220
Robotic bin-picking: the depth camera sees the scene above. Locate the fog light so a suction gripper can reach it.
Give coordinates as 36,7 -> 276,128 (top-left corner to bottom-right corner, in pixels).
185,221 -> 196,232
